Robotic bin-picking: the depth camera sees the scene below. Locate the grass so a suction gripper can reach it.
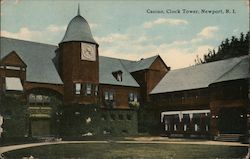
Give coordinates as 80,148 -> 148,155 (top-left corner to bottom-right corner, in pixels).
4,143 -> 248,159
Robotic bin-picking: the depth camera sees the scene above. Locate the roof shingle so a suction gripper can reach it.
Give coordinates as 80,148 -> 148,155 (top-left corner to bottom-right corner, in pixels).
1,37 -> 63,85
121,55 -> 158,72
0,37 -> 139,87
150,55 -> 249,94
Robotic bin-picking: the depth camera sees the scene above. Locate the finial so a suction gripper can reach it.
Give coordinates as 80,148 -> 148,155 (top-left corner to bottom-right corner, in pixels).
77,3 -> 80,15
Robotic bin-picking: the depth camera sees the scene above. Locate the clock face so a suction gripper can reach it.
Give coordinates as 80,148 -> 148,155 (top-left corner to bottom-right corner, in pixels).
81,43 -> 96,61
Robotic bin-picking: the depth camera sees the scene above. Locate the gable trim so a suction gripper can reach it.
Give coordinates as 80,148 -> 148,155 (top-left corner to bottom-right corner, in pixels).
0,50 -> 27,67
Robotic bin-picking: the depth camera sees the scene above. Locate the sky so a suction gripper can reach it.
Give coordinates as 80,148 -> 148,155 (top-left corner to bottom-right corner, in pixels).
1,0 -> 249,69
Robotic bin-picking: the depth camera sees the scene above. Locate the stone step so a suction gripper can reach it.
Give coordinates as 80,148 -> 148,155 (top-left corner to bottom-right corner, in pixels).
214,134 -> 241,142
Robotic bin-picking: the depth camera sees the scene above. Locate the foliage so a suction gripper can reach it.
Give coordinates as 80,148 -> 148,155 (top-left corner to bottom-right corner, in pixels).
195,31 -> 249,64
0,94 -> 28,138
128,101 -> 140,109
59,104 -> 138,137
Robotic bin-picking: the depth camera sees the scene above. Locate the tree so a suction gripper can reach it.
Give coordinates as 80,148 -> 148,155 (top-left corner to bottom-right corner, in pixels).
199,31 -> 249,64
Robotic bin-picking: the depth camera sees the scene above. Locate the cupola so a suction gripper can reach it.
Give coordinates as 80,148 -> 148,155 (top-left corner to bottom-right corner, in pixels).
60,5 -> 97,45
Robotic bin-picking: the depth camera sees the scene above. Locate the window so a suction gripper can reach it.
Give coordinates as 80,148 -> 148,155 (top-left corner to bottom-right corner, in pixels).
75,83 -> 81,95
94,85 -> 98,96
28,94 -> 51,104
112,70 -> 123,82
104,92 -> 109,100
129,93 -> 134,102
109,92 -> 114,101
117,73 -> 122,81
28,94 -> 36,103
104,91 -> 115,106
128,92 -> 138,102
86,83 -> 92,95
36,95 -> 43,103
134,94 -> 138,102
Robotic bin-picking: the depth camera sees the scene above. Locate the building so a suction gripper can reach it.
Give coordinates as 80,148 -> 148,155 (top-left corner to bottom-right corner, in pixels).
150,55 -> 250,140
0,8 -> 249,141
0,8 -> 169,138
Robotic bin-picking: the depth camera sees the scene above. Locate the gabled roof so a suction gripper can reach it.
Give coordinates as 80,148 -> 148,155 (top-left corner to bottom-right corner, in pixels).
0,37 -> 63,85
214,56 -> 250,83
0,37 -> 139,87
151,55 -> 249,94
99,56 -> 139,87
121,55 -> 159,72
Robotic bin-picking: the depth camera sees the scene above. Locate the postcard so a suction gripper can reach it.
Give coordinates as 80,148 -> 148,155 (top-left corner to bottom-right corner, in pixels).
0,0 -> 249,158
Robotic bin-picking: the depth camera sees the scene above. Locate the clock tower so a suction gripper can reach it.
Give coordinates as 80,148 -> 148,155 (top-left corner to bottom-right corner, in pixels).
59,7 -> 99,104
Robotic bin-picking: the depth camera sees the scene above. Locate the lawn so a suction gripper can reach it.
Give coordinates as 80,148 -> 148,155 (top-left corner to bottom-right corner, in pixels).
3,143 -> 248,159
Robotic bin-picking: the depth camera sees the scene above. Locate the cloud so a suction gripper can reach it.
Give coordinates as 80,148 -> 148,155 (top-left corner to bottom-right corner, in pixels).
95,19 -> 217,69
96,29 -> 214,69
1,27 -> 43,41
160,45 -> 214,69
99,38 -> 213,69
46,25 -> 66,33
197,26 -> 219,39
89,23 -> 99,29
1,25 -> 67,44
143,18 -> 188,29
14,0 -> 20,5
1,0 -> 21,5
96,33 -> 129,43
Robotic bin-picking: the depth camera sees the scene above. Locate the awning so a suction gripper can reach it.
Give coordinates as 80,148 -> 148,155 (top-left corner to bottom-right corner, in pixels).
5,77 -> 23,91
161,109 -> 210,122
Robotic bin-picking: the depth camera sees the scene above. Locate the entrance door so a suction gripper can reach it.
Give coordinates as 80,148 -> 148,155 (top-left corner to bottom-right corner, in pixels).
31,119 -> 51,137
218,107 -> 246,134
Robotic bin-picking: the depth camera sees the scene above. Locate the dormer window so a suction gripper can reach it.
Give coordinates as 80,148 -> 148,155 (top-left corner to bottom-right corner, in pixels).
112,70 -> 123,82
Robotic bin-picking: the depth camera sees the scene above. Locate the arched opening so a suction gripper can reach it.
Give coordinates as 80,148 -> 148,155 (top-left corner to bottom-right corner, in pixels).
218,107 -> 246,134
26,88 -> 63,137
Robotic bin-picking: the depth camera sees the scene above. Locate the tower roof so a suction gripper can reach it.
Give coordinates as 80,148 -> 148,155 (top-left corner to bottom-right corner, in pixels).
60,7 -> 97,45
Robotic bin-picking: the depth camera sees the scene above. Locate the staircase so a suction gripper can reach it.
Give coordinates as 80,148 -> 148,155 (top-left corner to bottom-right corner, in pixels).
214,134 -> 241,142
